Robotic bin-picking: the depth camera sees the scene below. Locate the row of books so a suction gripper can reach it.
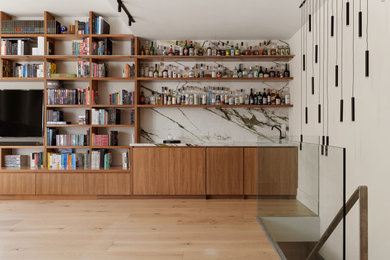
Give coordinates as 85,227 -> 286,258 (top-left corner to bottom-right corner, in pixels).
91,149 -> 111,170
92,17 -> 110,35
92,132 -> 119,146
47,20 -> 61,34
77,61 -> 90,77
31,152 -> 45,169
47,87 -> 93,105
1,20 -> 44,34
47,128 -> 90,146
13,63 -> 44,78
122,64 -> 135,78
109,90 -> 135,105
91,38 -> 112,55
72,39 -> 89,55
1,38 -> 32,55
75,20 -> 89,35
92,62 -> 107,77
4,155 -> 28,168
91,108 -> 121,125
47,110 -> 64,122
46,62 -> 57,77
48,151 -> 89,170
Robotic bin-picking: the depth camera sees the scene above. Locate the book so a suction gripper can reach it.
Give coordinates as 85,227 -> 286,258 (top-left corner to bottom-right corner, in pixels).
50,73 -> 77,78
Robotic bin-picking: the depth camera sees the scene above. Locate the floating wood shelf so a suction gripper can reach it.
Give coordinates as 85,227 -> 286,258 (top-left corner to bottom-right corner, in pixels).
136,55 -> 295,62
137,77 -> 293,82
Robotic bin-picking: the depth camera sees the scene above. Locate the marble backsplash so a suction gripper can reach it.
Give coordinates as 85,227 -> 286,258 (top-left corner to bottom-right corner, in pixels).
140,107 -> 288,144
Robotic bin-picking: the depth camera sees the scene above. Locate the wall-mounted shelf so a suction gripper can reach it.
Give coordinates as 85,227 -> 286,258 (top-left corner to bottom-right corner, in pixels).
137,104 -> 293,108
137,77 -> 293,82
136,55 -> 295,62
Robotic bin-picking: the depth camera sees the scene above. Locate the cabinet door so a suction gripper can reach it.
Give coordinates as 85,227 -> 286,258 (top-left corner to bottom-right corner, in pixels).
133,148 -> 169,195
0,173 -> 35,195
84,174 -> 106,195
106,174 -> 131,195
206,148 -> 243,195
36,174 -> 84,195
244,148 -> 258,195
259,147 -> 298,196
168,148 -> 205,195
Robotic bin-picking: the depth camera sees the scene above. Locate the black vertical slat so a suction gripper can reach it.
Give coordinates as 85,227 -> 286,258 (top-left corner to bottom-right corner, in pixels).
305,107 -> 308,124
331,15 -> 335,36
346,2 -> 350,26
315,45 -> 318,63
340,99 -> 344,122
318,104 -> 321,123
365,50 -> 369,77
300,134 -> 303,151
352,97 -> 355,121
309,14 -> 312,32
303,54 -> 306,71
326,136 -> 329,146
335,65 -> 339,87
359,11 -> 363,37
312,77 -> 315,95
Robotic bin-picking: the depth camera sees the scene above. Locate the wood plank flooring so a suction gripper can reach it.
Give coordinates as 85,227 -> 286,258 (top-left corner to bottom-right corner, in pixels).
0,199 -> 279,260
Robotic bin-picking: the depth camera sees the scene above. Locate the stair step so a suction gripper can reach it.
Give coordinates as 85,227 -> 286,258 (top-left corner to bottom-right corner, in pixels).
277,241 -> 324,260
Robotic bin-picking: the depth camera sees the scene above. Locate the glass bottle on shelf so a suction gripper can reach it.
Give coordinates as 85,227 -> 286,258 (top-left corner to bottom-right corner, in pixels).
153,64 -> 159,78
237,64 -> 243,78
148,66 -> 154,78
276,92 -> 281,105
254,65 -> 259,78
269,67 -> 275,78
216,65 -> 222,78
257,91 -> 262,105
230,44 -> 235,56
207,43 -> 212,56
172,90 -> 177,105
221,43 -> 226,56
253,91 -> 258,104
145,41 -> 150,55
249,89 -> 254,105
158,64 -> 163,78
259,66 -> 264,78
200,64 -> 205,78
248,66 -> 254,78
140,45 -> 145,55
271,89 -> 276,104
240,42 -> 244,55
140,91 -> 146,104
284,64 -> 290,78
234,90 -> 240,105
149,91 -> 156,105
225,42 -> 231,56
211,42 -> 217,56
211,66 -> 217,78
202,88 -> 207,105
150,42 -> 155,55
232,66 -> 238,78
168,45 -> 174,56
258,42 -> 263,55
267,89 -> 271,105
235,43 -> 240,56
239,89 -> 245,104
264,68 -> 270,78
162,66 -> 168,78
189,41 -> 195,56
262,88 -> 268,104
189,67 -> 195,78
242,66 -> 248,78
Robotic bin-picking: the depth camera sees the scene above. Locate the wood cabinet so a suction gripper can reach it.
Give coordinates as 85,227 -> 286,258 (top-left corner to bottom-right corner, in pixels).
84,174 -> 132,195
133,147 -> 205,195
133,147 -> 170,195
206,147 -> 244,195
168,148 -> 205,195
0,173 -> 35,195
258,147 -> 298,196
244,148 -> 259,195
36,173 -> 84,195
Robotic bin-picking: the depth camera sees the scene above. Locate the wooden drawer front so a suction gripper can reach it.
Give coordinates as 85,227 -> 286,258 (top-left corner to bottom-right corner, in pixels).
0,173 -> 35,195
206,148 -> 244,195
133,148 -> 169,195
259,147 -> 298,196
36,174 -> 84,195
168,148 -> 205,195
244,148 -> 258,195
106,174 -> 131,195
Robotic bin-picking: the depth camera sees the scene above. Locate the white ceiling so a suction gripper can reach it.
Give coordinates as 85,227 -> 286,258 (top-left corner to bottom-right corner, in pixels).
2,0 -> 303,40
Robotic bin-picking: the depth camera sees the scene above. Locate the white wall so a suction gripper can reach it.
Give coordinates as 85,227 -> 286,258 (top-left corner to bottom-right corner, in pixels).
289,0 -> 390,259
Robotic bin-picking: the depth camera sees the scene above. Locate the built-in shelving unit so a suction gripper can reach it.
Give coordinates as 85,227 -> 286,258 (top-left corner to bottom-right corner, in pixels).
0,10 -> 294,175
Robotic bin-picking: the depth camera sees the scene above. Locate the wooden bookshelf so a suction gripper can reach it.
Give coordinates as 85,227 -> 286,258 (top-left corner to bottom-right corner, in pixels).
0,10 -> 294,176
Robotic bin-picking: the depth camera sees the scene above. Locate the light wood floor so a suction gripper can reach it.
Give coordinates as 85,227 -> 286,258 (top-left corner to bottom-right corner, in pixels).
0,199 -> 280,260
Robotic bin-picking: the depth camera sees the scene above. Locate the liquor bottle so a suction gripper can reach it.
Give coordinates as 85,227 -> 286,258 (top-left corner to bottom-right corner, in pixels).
229,91 -> 234,105
216,65 -> 222,78
168,45 -> 174,56
267,89 -> 271,105
240,42 -> 244,55
221,43 -> 226,56
271,89 -> 276,104
207,44 -> 212,56
148,66 -> 154,77
257,92 -> 263,105
269,67 -> 275,78
234,90 -> 240,105
189,41 -> 195,56
140,91 -> 145,104
242,66 -> 248,77
194,42 -> 199,56
225,42 -> 231,56
248,66 -> 254,78
200,64 -> 205,78
237,64 -> 243,78
239,89 -> 245,104
175,41 -> 180,56
258,42 -> 263,55
235,43 -> 240,56
259,66 -> 264,78
183,40 -> 189,56
150,91 -> 156,105
162,67 -> 168,78
253,91 -> 258,104
276,92 -> 281,105
231,45 -> 235,56
140,45 -> 145,55
249,88 -> 254,105
212,42 -> 217,56
149,41 -> 155,55
264,68 -> 270,78
144,41 -> 150,55
158,65 -> 163,77
153,64 -> 159,78
283,64 -> 290,78
254,65 -> 259,78
262,89 -> 268,104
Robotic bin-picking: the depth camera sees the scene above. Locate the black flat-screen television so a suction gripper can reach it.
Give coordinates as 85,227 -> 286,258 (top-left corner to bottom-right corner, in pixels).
0,90 -> 43,137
